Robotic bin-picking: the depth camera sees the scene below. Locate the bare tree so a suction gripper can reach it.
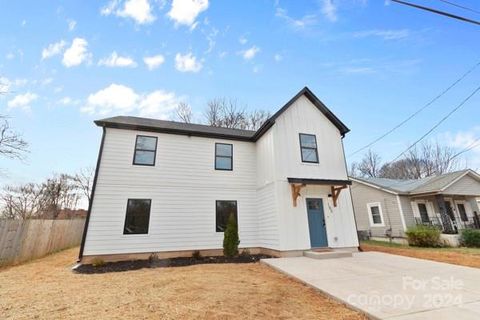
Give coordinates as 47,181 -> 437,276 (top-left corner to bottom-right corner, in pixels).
38,174 -> 80,219
176,102 -> 193,123
246,110 -> 271,130
355,150 -> 382,178
204,98 -> 224,127
0,116 -> 28,160
379,141 -> 462,179
0,183 -> 43,219
69,166 -> 95,202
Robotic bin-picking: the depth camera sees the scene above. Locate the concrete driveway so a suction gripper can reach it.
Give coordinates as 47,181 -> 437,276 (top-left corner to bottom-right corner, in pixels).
262,252 -> 480,319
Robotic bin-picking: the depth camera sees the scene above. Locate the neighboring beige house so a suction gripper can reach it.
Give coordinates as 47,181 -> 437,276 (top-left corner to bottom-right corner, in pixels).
351,170 -> 480,242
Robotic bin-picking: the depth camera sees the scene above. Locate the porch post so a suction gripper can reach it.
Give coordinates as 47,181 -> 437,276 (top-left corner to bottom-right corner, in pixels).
435,195 -> 454,234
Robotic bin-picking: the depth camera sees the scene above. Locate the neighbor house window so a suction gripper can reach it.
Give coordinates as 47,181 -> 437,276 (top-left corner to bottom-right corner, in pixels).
133,135 -> 157,166
299,133 -> 318,163
215,143 -> 233,170
417,203 -> 430,223
457,203 -> 468,222
216,200 -> 237,232
367,202 -> 384,226
123,199 -> 151,235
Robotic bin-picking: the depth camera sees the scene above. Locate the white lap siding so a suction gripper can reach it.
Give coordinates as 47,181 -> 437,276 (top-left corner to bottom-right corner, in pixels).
83,128 -> 258,256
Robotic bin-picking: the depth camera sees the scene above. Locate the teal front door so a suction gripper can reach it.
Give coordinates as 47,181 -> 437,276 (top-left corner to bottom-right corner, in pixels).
306,198 -> 328,248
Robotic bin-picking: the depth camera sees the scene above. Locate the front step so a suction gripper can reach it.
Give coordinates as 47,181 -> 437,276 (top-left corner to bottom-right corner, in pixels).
303,250 -> 352,260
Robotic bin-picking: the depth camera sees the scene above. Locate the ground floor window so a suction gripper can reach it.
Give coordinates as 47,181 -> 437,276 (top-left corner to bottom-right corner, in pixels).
457,203 -> 468,222
417,203 -> 430,223
216,200 -> 237,232
367,202 -> 384,226
123,199 -> 151,234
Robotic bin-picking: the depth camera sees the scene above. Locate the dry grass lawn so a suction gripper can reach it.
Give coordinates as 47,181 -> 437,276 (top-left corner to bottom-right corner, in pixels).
361,240 -> 480,268
0,248 -> 366,320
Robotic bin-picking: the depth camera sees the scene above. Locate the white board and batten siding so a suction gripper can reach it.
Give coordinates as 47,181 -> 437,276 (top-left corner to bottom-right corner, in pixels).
268,95 -> 359,250
84,93 -> 359,256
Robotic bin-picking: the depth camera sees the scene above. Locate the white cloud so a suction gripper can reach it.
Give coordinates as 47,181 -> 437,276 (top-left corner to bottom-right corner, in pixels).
321,0 -> 337,22
143,54 -> 165,70
101,0 -> 155,24
6,52 -> 15,60
168,0 -> 209,27
275,7 -> 317,29
62,38 -> 90,67
274,53 -> 282,62
354,29 -> 410,40
81,83 -> 180,119
174,52 -> 203,72
443,127 -> 480,168
7,92 -> 38,111
58,96 -> 80,106
68,19 -> 77,31
41,77 -> 53,85
0,77 -> 28,93
241,46 -> 260,60
21,19 -> 27,27
42,40 -> 67,60
98,51 -> 137,68
239,36 -> 247,45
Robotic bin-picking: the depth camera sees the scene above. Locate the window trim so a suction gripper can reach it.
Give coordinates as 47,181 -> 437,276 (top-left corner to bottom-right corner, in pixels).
123,198 -> 152,235
417,202 -> 430,223
215,143 -> 233,171
299,133 -> 319,164
367,202 -> 385,227
215,200 -> 238,233
132,135 -> 158,166
455,200 -> 469,222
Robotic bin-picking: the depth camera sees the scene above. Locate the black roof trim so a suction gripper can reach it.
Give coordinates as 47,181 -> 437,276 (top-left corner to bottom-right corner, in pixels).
252,87 -> 350,140
95,87 -> 350,141
287,177 -> 352,185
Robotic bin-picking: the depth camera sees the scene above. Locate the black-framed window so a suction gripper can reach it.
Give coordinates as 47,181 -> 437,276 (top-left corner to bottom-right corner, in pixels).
299,133 -> 319,163
417,203 -> 430,223
216,200 -> 237,232
215,143 -> 233,170
457,203 -> 468,222
123,199 -> 151,235
133,135 -> 157,166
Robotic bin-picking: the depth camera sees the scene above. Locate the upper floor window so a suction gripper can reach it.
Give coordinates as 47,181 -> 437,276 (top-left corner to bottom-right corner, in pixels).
133,135 -> 157,166
299,133 -> 318,163
367,202 -> 384,227
215,143 -> 233,170
123,199 -> 151,235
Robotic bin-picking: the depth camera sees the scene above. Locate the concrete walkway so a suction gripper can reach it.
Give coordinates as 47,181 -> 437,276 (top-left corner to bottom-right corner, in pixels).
262,252 -> 480,319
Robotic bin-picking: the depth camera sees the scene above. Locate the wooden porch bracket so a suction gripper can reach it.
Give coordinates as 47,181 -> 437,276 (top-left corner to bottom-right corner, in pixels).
291,184 -> 306,207
331,185 -> 347,207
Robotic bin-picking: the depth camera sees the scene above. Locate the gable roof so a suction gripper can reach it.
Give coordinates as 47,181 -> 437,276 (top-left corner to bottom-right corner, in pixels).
95,86 -> 350,141
351,169 -> 480,196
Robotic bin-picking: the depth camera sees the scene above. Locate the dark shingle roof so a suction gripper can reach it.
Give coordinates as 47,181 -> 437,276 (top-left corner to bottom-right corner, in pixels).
94,116 -> 256,141
94,87 -> 350,141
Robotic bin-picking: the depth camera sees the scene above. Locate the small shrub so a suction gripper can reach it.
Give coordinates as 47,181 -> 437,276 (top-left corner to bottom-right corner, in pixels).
149,253 -> 159,262
460,229 -> 480,248
91,258 -> 105,267
192,250 -> 201,259
223,213 -> 240,257
405,225 -> 441,247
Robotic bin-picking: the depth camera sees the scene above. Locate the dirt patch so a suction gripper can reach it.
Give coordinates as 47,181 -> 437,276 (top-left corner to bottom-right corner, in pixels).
0,247 -> 366,320
361,242 -> 480,268
75,254 -> 272,274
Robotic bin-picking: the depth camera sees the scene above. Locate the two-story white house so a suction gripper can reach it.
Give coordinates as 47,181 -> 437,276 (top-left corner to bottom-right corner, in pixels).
79,87 -> 359,263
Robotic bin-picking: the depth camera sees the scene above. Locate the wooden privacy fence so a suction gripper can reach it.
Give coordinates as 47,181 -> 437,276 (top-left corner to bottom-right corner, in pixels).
0,219 -> 85,267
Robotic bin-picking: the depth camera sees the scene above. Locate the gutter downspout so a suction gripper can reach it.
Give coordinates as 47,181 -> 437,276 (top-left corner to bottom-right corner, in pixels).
77,127 -> 106,262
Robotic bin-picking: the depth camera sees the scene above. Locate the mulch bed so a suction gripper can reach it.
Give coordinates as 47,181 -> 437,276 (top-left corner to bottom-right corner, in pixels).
74,254 -> 273,274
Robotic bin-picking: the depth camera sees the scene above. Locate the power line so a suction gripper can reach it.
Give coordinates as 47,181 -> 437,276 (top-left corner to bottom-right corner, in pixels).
451,137 -> 480,160
437,0 -> 480,15
391,84 -> 480,162
392,0 -> 480,26
348,60 -> 480,157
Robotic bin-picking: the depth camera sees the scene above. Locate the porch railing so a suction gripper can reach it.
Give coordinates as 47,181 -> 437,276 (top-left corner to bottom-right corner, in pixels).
414,214 -> 480,233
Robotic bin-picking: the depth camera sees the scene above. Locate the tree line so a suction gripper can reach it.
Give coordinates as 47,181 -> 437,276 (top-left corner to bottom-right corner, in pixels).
350,141 -> 464,179
0,167 -> 93,220
176,98 -> 271,130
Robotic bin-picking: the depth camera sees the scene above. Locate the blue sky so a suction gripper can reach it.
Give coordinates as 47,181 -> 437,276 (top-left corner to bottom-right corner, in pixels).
1,0 -> 479,186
